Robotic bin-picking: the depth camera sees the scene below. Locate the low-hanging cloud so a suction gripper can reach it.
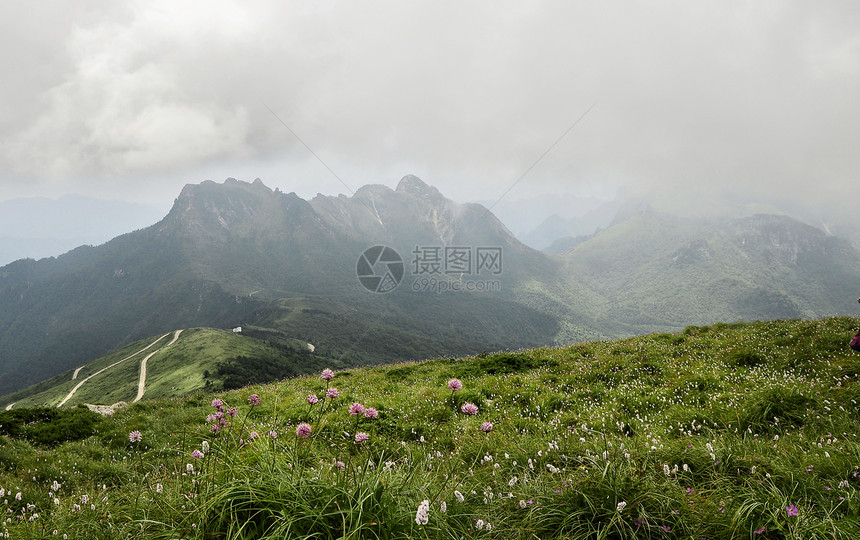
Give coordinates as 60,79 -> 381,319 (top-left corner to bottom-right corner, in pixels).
0,1 -> 857,217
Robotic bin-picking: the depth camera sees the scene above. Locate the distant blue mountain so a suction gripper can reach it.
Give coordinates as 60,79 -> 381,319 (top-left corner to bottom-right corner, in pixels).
0,195 -> 163,265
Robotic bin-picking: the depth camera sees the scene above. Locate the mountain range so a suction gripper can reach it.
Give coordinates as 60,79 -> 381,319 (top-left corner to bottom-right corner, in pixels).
1,175 -> 859,397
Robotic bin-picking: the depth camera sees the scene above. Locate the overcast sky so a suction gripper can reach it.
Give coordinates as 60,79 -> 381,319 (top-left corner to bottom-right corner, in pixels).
1,1 -> 858,218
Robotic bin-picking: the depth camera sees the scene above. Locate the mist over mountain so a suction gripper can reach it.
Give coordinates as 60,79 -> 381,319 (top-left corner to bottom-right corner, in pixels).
0,195 -> 163,266
1,176 -> 859,397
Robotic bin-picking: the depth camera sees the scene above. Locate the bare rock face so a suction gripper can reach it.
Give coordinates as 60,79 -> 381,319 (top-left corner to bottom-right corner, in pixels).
85,401 -> 128,416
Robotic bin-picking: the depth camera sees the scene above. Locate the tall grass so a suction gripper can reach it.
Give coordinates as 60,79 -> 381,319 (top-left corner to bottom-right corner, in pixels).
0,317 -> 859,538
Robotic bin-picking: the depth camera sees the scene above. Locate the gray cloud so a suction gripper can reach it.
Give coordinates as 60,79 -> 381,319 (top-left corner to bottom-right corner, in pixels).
1,1 -> 858,218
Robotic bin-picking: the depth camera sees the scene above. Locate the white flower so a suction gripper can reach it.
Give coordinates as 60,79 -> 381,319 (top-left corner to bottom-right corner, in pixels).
617,501 -> 627,512
415,499 -> 430,525
454,490 -> 465,503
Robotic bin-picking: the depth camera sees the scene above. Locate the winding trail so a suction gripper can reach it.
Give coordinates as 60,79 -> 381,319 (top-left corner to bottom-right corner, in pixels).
57,332 -> 170,408
133,329 -> 183,402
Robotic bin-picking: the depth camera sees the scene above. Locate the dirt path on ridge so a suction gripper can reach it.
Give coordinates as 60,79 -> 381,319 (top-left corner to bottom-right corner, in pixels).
133,329 -> 183,402
56,333 -> 170,408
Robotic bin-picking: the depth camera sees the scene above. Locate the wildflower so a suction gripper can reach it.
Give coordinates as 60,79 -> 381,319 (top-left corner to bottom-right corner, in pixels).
268,430 -> 278,438
661,525 -> 671,532
156,484 -> 163,494
307,394 -> 319,405
355,432 -> 369,443
129,430 -> 142,443
250,431 -> 260,440
786,504 -> 799,517
415,499 -> 430,525
191,450 -> 204,459
335,460 -> 345,469
448,378 -> 463,391
326,388 -> 339,399
226,407 -> 238,417
440,501 -> 447,513
663,464 -> 671,476
51,480 -> 61,492
296,423 -> 312,438
754,526 -> 766,534
186,463 -> 194,474
480,422 -> 493,432
617,501 -> 627,512
211,399 -> 223,409
81,494 -> 88,504
454,490 -> 465,503
364,407 -> 379,419
248,394 -> 261,406
461,402 -> 478,415
349,402 -> 365,416
321,368 -> 335,381
206,413 -> 217,423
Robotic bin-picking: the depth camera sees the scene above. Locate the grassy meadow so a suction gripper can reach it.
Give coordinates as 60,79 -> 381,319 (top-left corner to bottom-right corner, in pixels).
0,317 -> 859,538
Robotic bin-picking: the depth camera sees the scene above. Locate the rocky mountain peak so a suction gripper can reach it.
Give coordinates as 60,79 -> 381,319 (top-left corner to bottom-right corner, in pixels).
395,175 -> 442,200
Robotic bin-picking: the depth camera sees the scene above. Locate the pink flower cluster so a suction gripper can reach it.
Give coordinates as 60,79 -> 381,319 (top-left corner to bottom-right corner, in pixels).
321,368 -> 335,381
347,402 -> 379,419
461,402 -> 479,415
128,430 -> 142,443
296,423 -> 312,438
207,398 -> 238,433
248,394 -> 261,406
448,378 -> 463,392
355,432 -> 369,443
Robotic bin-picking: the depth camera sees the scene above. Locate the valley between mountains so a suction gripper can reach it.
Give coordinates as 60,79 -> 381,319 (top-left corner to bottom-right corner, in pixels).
1,175 -> 859,402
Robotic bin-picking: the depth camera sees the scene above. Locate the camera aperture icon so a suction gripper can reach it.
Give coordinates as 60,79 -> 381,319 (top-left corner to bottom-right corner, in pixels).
356,245 -> 404,293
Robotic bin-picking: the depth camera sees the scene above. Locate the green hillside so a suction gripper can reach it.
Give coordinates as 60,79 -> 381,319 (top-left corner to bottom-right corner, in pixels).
0,316 -> 858,538
564,212 -> 860,332
0,327 -> 331,409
